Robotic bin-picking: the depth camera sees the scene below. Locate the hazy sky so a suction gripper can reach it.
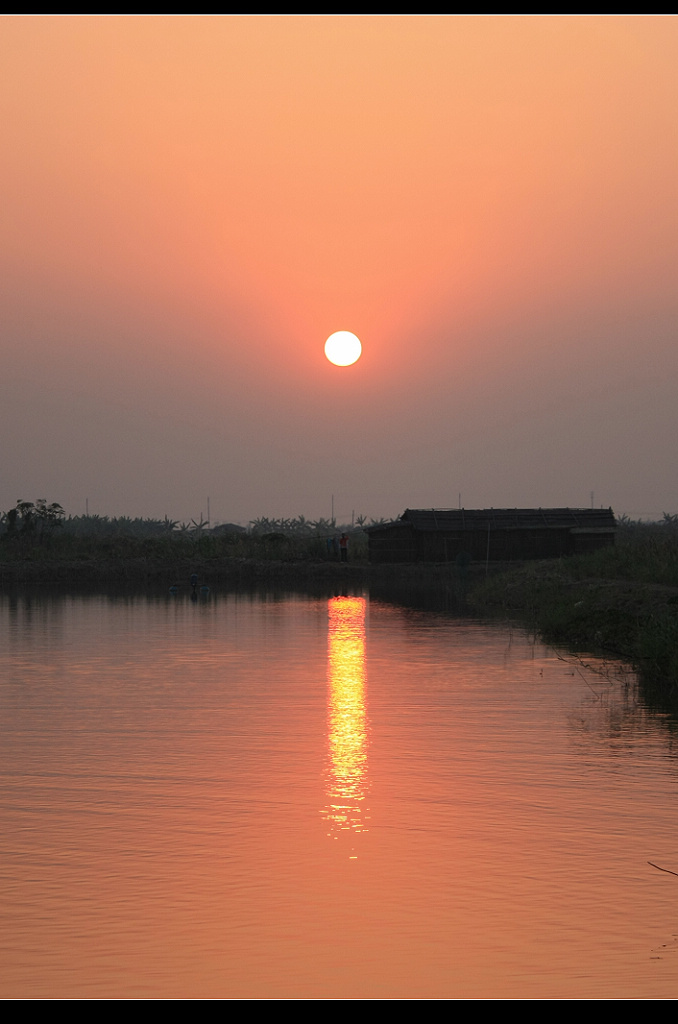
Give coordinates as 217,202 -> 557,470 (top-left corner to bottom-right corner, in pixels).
2,16 -> 676,524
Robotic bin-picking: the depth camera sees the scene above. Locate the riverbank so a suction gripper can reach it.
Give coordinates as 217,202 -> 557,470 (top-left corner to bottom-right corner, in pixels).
467,559 -> 678,706
3,530 -> 678,702
0,549 -> 475,590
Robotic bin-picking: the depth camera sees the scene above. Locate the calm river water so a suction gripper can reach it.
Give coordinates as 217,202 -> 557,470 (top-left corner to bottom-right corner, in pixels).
1,588 -> 678,997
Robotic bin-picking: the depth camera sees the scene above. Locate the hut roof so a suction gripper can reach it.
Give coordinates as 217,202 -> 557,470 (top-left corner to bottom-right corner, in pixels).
375,508 -> 616,532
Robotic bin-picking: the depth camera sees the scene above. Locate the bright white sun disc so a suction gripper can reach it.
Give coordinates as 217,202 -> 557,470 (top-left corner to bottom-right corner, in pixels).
324,331 -> 362,366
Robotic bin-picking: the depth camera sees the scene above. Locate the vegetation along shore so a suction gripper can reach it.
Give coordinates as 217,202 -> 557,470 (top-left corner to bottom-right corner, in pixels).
2,501 -> 678,703
468,516 -> 678,707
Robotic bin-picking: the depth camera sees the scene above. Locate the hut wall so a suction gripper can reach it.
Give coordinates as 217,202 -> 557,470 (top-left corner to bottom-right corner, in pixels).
368,510 -> 616,564
414,527 -> 578,562
376,528 -> 615,563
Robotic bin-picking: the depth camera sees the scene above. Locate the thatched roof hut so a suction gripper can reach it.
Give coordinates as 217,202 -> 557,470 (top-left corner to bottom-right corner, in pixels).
366,508 -> 616,563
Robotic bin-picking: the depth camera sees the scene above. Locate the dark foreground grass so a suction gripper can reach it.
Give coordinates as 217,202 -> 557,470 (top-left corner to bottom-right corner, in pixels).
468,524 -> 678,707
0,527 -> 370,583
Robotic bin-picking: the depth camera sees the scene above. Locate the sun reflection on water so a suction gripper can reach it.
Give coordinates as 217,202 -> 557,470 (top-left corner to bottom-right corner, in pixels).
323,596 -> 369,844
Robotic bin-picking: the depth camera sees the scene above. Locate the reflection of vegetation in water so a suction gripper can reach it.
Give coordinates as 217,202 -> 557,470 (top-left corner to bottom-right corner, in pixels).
6,501 -> 678,703
470,517 -> 678,706
563,653 -> 643,743
561,649 -> 678,770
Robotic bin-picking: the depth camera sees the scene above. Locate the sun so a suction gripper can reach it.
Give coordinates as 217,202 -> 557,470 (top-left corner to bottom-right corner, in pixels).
324,331 -> 362,367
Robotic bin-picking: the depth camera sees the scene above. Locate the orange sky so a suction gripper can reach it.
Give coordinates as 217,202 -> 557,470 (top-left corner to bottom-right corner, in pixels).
1,16 -> 676,523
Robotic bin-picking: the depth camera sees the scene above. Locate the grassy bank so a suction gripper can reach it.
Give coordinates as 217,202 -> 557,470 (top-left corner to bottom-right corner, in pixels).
0,512 -> 370,585
467,522 -> 678,705
4,507 -> 678,703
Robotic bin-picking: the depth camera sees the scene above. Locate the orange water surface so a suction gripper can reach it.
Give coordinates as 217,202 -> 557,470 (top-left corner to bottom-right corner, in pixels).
1,590 -> 677,997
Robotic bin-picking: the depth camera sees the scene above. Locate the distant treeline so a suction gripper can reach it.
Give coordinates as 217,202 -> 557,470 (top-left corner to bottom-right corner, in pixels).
0,501 -> 389,563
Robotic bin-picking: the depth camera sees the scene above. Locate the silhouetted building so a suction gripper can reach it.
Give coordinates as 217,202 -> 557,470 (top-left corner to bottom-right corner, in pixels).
366,508 -> 616,563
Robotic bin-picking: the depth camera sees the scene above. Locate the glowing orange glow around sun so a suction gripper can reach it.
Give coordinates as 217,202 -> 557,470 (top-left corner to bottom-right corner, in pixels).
324,331 -> 362,366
